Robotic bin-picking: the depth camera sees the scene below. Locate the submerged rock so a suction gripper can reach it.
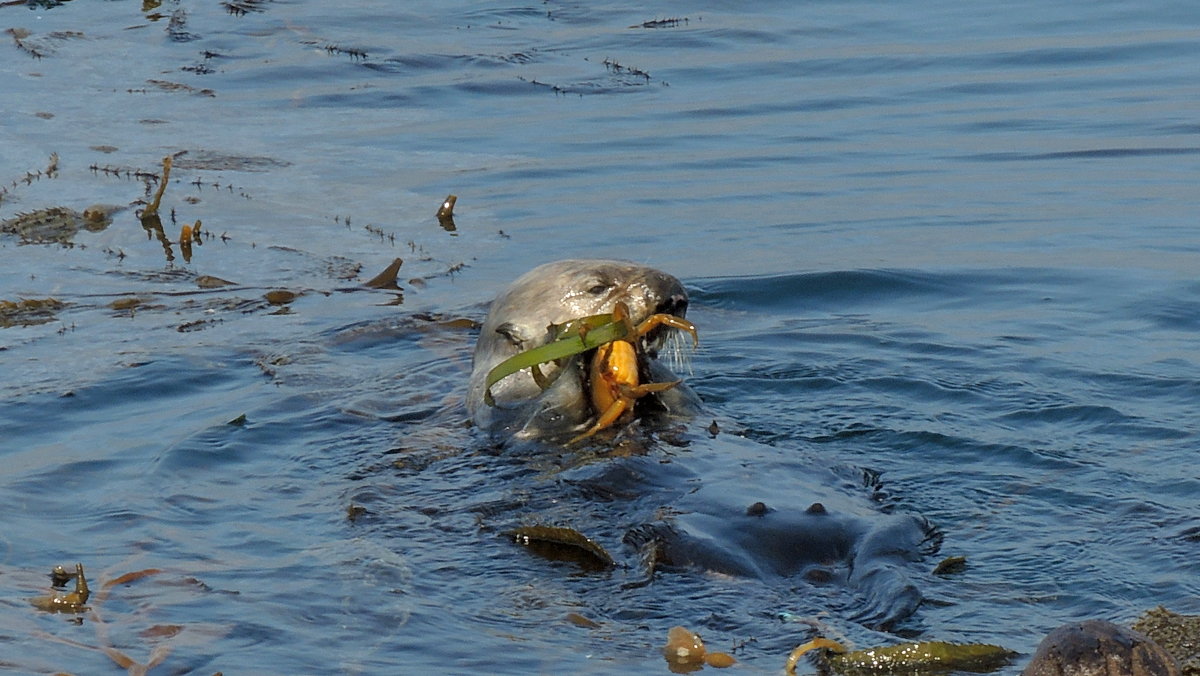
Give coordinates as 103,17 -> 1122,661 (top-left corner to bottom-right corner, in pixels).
1024,620 -> 1180,676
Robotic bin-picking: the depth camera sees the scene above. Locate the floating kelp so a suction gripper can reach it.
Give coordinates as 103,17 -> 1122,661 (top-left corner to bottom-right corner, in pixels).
0,297 -> 65,328
5,26 -> 85,59
264,289 -> 299,305
30,562 -> 89,613
662,626 -> 737,671
179,220 -> 202,245
362,257 -> 403,290
932,555 -> 967,575
179,221 -> 198,262
196,275 -> 236,288
1,204 -> 121,244
221,0 -> 273,18
102,568 -> 165,589
346,504 -> 369,522
171,149 -> 290,171
29,563 -> 227,673
631,17 -> 689,29
787,638 -> 848,675
436,194 -> 457,232
509,525 -> 615,570
140,155 -> 172,220
790,639 -> 1014,675
565,612 -> 602,629
109,297 -> 146,312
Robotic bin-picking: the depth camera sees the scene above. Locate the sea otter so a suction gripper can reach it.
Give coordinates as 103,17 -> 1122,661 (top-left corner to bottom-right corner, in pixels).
466,259 -> 932,631
467,259 -> 700,442
466,261 -> 1196,655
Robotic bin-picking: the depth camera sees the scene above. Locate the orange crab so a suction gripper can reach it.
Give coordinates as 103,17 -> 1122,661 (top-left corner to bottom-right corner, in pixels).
568,301 -> 698,444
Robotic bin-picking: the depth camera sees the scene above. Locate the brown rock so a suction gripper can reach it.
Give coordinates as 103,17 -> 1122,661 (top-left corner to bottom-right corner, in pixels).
1024,620 -> 1180,676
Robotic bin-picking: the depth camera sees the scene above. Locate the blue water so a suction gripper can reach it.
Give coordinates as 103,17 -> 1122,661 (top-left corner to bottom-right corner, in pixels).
1,1 -> 1197,673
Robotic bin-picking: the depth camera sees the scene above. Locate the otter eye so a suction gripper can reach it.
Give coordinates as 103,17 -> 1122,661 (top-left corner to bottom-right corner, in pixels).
495,322 -> 525,347
585,280 -> 610,295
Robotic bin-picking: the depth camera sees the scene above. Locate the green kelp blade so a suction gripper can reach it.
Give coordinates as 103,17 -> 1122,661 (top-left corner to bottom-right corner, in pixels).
483,315 -> 628,406
828,641 -> 1015,675
550,312 -> 621,339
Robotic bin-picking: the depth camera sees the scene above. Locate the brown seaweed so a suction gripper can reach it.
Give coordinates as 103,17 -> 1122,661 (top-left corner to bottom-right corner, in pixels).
436,194 -> 457,232
829,641 -> 1013,675
509,525 -> 615,570
932,555 -> 967,575
30,562 -> 89,613
362,257 -> 403,289
0,297 -> 65,328
140,155 -> 172,220
662,626 -> 737,671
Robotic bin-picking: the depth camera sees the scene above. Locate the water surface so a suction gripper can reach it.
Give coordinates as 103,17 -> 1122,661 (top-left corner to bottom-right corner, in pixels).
1,0 -> 1197,673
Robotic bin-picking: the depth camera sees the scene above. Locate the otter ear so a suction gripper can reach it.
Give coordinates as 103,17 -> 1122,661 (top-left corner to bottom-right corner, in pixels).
495,322 -> 527,348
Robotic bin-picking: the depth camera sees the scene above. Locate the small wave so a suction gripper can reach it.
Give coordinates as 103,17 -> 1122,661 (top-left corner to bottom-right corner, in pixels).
957,147 -> 1200,162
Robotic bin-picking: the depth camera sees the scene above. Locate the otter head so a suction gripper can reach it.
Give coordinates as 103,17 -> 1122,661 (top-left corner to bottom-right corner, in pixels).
467,259 -> 694,442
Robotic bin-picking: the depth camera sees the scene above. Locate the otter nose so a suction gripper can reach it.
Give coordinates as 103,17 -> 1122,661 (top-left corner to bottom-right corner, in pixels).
658,291 -> 689,317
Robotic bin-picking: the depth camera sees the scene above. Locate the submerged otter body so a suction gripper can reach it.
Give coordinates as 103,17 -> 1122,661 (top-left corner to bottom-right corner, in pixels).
467,260 -> 932,631
467,259 -> 699,441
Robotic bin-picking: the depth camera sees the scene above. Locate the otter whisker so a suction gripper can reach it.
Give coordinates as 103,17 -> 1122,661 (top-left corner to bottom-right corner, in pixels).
661,328 -> 696,377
